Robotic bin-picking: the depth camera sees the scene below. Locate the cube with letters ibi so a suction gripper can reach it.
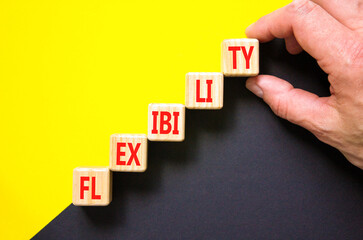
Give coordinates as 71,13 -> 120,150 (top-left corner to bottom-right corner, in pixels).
148,103 -> 185,142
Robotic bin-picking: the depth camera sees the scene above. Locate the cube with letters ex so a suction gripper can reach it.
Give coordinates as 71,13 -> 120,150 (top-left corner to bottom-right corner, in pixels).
222,38 -> 259,76
148,103 -> 185,141
73,167 -> 112,206
185,72 -> 223,109
110,134 -> 147,172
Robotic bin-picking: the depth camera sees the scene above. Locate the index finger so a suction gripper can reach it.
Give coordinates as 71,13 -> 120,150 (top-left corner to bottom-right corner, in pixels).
246,0 -> 359,76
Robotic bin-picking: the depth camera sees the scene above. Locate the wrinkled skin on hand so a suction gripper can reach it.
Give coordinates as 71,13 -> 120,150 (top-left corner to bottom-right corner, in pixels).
245,0 -> 363,169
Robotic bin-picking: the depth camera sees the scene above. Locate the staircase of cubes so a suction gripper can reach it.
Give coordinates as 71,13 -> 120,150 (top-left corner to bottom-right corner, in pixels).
72,38 -> 259,206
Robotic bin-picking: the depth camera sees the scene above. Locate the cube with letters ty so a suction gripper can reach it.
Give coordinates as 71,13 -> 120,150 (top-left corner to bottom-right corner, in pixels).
222,38 -> 259,76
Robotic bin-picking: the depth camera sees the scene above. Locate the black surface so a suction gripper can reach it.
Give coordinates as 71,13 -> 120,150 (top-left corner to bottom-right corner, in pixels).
33,39 -> 363,240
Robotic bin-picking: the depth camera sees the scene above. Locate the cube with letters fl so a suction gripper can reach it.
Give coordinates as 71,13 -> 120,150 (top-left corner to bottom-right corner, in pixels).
185,72 -> 223,109
222,38 -> 259,76
148,103 -> 185,141
110,134 -> 147,172
73,167 -> 112,206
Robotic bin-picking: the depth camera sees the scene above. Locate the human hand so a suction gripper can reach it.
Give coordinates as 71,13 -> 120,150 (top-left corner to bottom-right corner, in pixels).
245,0 -> 363,169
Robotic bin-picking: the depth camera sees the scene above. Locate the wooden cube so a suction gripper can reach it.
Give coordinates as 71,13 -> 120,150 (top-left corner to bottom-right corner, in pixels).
185,72 -> 223,109
73,167 -> 112,206
110,134 -> 147,172
148,103 -> 185,141
221,38 -> 259,76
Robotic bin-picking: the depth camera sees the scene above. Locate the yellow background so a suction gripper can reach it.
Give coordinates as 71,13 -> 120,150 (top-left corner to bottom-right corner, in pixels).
0,0 -> 290,239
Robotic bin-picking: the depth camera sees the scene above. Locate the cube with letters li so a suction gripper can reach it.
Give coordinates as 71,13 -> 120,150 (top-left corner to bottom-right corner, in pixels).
110,134 -> 147,172
221,38 -> 259,76
73,167 -> 112,206
148,103 -> 185,141
185,72 -> 223,109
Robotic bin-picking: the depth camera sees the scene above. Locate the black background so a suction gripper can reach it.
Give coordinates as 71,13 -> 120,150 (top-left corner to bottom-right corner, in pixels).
34,39 -> 363,240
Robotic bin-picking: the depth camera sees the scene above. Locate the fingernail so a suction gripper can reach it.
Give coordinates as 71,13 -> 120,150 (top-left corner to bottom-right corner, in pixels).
246,80 -> 263,98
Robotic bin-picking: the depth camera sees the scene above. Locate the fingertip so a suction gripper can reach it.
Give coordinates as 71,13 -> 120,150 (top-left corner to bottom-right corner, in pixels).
247,75 -> 295,98
245,22 -> 256,38
246,76 -> 257,84
246,76 -> 260,89
246,76 -> 263,98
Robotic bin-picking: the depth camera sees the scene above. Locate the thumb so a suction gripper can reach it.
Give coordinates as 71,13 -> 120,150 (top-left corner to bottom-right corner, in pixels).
246,75 -> 335,133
